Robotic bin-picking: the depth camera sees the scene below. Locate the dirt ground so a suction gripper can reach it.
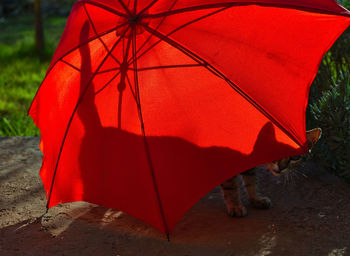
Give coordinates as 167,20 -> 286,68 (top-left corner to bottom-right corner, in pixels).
0,136 -> 349,256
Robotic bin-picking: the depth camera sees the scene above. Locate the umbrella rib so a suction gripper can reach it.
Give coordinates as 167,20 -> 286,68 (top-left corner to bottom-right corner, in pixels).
143,2 -> 350,19
81,0 -> 129,17
131,26 -> 170,239
84,4 -> 122,66
45,27 -> 130,210
116,0 -> 132,16
133,0 -> 137,13
96,67 -> 121,74
138,0 -> 159,16
128,0 -> 179,64
28,22 -> 128,115
60,59 -> 81,72
95,70 -> 122,95
140,23 -> 304,148
48,22 -> 127,75
131,64 -> 202,71
143,2 -> 235,18
118,31 -> 133,129
127,6 -> 228,66
125,72 -> 137,101
95,64 -> 200,96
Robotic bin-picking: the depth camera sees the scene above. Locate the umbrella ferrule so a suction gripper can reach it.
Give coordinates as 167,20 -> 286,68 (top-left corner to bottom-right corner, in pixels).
129,14 -> 140,24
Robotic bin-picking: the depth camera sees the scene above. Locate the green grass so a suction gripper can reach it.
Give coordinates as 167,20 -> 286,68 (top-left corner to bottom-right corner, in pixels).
0,15 -> 67,136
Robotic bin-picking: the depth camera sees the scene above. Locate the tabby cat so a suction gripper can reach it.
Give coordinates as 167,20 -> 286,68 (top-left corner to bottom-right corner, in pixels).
221,128 -> 322,217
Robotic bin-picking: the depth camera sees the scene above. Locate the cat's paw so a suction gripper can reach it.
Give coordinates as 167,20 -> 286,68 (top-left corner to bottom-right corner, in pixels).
227,205 -> 248,217
251,197 -> 272,209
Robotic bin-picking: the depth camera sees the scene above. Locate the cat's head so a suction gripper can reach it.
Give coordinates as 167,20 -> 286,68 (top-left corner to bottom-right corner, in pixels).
266,128 -> 322,176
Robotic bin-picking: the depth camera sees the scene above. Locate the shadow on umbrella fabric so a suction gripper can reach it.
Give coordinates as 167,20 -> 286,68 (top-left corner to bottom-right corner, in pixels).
37,19 -> 304,235
49,20 -> 298,235
26,0 -> 350,240
77,121 -> 297,231
30,0 -> 350,236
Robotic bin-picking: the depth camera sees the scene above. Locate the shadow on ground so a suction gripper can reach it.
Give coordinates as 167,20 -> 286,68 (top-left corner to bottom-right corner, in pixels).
0,137 -> 349,256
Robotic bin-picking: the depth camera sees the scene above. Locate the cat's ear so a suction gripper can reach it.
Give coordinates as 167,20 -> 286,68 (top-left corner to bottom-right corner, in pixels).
306,128 -> 322,148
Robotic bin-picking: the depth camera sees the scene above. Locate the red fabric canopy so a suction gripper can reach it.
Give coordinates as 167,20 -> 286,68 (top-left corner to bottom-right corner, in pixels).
29,0 -> 350,235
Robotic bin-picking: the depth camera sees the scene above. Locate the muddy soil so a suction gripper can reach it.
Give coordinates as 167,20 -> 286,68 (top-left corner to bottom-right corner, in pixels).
0,136 -> 349,256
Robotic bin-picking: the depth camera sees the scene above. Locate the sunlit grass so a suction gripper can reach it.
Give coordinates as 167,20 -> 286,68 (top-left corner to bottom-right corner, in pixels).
0,15 -> 66,136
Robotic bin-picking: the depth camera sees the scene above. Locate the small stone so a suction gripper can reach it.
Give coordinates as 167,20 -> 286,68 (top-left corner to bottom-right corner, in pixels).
318,212 -> 326,218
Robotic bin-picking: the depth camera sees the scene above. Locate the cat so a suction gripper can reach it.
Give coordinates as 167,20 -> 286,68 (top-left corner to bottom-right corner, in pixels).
220,128 -> 322,217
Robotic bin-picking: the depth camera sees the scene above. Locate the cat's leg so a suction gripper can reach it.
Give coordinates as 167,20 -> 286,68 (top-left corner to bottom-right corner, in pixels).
220,175 -> 247,217
242,169 -> 272,209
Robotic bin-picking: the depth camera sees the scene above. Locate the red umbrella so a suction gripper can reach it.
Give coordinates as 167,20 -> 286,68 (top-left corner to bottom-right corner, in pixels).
29,0 -> 350,237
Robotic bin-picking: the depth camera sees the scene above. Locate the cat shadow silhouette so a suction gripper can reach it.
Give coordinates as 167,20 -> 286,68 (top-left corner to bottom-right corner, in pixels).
70,21 -> 302,233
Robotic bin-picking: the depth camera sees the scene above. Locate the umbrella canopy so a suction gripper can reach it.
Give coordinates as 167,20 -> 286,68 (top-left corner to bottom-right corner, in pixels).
29,0 -> 350,236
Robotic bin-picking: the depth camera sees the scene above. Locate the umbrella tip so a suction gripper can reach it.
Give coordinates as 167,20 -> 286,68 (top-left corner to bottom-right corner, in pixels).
167,233 -> 170,242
